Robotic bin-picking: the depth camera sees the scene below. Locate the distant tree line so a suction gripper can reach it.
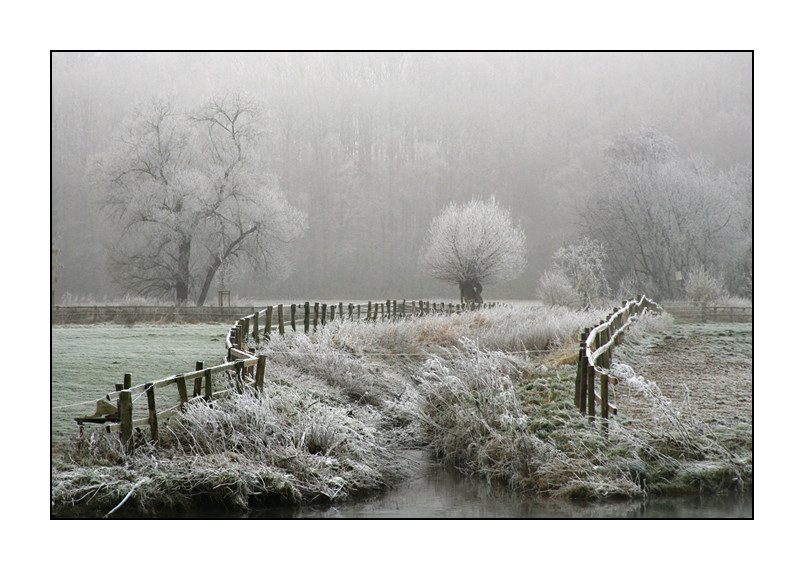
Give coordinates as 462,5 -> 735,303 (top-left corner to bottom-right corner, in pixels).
52,52 -> 752,302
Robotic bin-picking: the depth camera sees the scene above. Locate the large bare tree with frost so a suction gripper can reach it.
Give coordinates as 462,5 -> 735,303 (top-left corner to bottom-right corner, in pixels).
421,197 -> 526,302
93,93 -> 307,305
579,127 -> 748,299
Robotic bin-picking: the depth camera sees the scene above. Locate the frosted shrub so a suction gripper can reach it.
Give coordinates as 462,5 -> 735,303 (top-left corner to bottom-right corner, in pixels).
685,266 -> 725,308
537,269 -> 579,308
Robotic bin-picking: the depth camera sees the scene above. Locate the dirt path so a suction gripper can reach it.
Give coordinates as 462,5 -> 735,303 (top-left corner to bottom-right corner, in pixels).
613,322 -> 753,429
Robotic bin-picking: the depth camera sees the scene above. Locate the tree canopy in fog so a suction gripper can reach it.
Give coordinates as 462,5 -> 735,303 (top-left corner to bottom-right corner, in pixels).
52,52 -> 752,302
421,197 -> 526,301
92,93 -> 306,305
579,126 -> 752,299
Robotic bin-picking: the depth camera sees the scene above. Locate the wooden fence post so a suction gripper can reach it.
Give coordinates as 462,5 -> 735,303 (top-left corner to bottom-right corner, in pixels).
314,303 -> 319,331
277,304 -> 285,336
304,302 -> 310,333
339,302 -> 344,320
357,304 -> 362,320
373,301 -> 379,321
204,368 -> 213,400
234,361 -> 245,393
348,303 -> 354,320
176,374 -> 188,411
330,304 -> 336,322
265,306 -> 273,339
401,299 -> 406,317
321,303 -> 327,326
587,365 -> 595,422
601,373 -> 609,420
255,355 -> 266,393
193,361 -> 203,397
574,330 -> 587,407
119,389 -> 133,452
290,304 -> 297,332
123,373 -> 132,390
145,383 -> 158,441
366,301 -> 372,321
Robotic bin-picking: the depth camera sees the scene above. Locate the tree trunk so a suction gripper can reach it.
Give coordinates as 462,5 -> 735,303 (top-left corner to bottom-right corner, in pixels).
175,238 -> 191,306
459,279 -> 483,304
196,258 -> 222,307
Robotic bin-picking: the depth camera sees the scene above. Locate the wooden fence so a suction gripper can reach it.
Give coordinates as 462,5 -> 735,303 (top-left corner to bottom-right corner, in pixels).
661,302 -> 752,323
74,299 -> 496,451
573,295 -> 663,427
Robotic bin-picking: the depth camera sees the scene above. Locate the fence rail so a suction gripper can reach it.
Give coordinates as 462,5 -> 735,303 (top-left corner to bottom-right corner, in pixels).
73,299 -> 496,450
573,295 -> 663,427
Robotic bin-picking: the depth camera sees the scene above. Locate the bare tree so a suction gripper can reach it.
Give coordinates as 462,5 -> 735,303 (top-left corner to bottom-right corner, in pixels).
580,127 -> 745,300
421,197 -> 526,301
94,93 -> 307,305
539,237 -> 611,309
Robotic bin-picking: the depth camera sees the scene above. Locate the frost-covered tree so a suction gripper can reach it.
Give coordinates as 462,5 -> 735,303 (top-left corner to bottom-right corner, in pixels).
421,197 -> 526,301
579,126 -> 748,299
538,238 -> 610,309
93,93 -> 307,306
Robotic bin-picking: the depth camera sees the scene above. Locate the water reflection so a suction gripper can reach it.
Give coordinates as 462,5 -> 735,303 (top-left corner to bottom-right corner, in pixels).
248,452 -> 752,519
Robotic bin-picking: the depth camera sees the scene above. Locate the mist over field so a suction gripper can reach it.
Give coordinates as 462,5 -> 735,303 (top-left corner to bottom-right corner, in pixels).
51,52 -> 752,304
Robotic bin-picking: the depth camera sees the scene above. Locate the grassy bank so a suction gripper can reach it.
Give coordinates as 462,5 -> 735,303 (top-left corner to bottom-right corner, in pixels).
51,304 -> 752,517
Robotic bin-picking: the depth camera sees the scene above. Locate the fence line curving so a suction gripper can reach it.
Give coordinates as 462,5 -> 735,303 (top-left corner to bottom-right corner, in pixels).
73,299 -> 496,451
72,296 -> 660,450
573,295 -> 663,428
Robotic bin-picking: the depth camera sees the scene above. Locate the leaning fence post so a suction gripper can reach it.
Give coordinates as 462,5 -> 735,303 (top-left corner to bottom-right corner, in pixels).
145,383 -> 158,441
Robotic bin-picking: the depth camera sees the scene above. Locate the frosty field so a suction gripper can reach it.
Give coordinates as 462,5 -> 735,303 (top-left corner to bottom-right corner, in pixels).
51,324 -> 229,440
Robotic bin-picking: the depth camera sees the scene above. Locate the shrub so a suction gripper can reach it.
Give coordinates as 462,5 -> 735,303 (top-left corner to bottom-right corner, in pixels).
685,266 -> 725,308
